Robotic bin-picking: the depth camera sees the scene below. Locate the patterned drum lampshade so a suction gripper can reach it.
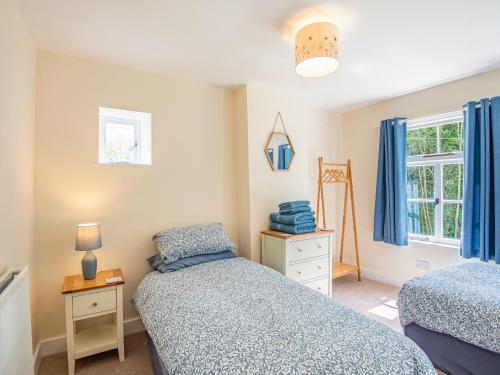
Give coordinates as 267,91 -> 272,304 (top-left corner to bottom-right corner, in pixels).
295,22 -> 340,78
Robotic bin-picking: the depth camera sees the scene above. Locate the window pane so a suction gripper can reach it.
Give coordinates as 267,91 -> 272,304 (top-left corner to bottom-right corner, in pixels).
105,122 -> 137,163
408,201 -> 435,236
407,165 -> 434,199
407,127 -> 437,156
443,203 -> 462,240
443,164 -> 464,200
440,122 -> 464,153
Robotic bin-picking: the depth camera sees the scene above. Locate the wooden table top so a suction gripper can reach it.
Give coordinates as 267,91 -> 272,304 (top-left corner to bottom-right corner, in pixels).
62,268 -> 125,294
261,228 -> 335,239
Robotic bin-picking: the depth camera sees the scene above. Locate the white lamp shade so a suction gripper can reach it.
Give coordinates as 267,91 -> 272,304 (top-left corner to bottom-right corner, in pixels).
295,22 -> 340,78
75,223 -> 102,251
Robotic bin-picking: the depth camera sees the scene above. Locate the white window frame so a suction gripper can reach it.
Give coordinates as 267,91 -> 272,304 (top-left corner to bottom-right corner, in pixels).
407,110 -> 464,246
98,107 -> 152,165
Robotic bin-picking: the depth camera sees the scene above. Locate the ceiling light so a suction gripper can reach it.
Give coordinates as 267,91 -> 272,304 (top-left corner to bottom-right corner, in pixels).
295,22 -> 339,78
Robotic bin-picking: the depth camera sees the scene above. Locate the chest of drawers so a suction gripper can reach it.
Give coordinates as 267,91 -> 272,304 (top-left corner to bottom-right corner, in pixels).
261,229 -> 334,297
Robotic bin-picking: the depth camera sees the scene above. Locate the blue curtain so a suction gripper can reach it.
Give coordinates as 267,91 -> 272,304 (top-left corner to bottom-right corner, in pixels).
461,97 -> 500,264
267,148 -> 274,165
373,118 -> 408,245
278,144 -> 292,170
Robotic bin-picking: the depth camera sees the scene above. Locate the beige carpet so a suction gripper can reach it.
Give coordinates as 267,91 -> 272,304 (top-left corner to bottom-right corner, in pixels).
332,273 -> 402,332
38,332 -> 153,375
39,275 -> 443,374
332,274 -> 444,375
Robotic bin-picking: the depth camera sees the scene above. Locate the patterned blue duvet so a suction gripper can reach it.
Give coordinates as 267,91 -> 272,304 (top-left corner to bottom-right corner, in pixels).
133,257 -> 434,374
399,262 -> 500,353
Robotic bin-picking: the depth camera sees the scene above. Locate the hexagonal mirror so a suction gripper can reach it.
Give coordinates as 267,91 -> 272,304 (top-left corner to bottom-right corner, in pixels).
264,112 -> 295,171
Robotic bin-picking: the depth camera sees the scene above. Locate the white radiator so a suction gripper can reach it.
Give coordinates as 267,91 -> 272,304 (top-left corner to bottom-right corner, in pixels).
0,267 -> 34,375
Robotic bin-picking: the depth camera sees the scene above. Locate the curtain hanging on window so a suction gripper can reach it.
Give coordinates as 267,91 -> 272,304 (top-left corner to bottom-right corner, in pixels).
461,97 -> 500,264
373,117 -> 408,245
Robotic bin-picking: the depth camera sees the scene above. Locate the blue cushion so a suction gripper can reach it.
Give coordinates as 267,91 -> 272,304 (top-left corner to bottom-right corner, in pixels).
148,250 -> 236,273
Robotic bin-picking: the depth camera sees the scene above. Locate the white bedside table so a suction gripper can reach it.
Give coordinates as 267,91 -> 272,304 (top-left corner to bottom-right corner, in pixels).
61,269 -> 125,375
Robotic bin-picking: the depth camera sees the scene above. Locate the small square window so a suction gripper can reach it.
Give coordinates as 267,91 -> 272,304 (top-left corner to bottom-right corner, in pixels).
99,107 -> 151,165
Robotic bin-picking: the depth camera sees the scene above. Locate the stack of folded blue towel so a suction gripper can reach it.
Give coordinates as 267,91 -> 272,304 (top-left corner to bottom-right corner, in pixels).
269,200 -> 316,234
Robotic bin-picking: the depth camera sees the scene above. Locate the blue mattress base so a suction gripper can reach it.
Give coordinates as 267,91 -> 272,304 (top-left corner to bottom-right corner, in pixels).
147,333 -> 169,375
404,323 -> 500,375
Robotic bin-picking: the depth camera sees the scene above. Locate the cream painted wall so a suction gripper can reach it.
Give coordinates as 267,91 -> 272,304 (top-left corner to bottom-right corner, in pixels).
342,68 -> 500,284
0,0 -> 37,346
235,87 -> 251,258
34,52 -> 238,341
241,85 -> 343,262
306,110 -> 344,260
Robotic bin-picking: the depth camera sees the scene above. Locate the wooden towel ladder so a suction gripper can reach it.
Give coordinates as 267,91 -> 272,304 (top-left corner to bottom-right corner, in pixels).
316,157 -> 361,281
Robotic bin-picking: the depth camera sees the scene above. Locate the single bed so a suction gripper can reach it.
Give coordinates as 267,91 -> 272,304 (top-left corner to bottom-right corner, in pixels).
133,257 -> 434,375
398,262 -> 500,375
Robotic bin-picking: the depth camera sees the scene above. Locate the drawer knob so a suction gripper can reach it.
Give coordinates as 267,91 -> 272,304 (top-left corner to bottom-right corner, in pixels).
316,287 -> 322,290
317,265 -> 322,270
297,271 -> 302,275
317,244 -> 322,248
92,302 -> 98,307
297,248 -> 302,252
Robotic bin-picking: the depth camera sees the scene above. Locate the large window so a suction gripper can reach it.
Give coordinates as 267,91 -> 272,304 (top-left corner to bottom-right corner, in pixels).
406,111 -> 464,245
99,107 -> 152,165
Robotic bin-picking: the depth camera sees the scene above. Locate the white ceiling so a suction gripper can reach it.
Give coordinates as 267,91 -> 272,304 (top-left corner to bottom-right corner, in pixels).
17,0 -> 500,112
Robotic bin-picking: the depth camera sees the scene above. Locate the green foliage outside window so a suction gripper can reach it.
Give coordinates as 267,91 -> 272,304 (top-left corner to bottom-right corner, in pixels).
407,122 -> 464,241
443,203 -> 462,240
407,165 -> 434,199
440,123 -> 464,153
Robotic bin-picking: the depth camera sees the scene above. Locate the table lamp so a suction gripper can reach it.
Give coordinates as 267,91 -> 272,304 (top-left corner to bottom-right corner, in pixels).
75,223 -> 102,280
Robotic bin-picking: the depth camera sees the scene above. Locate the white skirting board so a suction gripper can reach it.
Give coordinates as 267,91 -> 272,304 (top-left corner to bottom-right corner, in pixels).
33,317 -> 144,374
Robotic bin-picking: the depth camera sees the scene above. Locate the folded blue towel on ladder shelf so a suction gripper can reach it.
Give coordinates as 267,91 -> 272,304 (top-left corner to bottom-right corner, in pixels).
278,200 -> 310,211
270,211 -> 315,225
279,206 -> 312,215
270,222 -> 317,235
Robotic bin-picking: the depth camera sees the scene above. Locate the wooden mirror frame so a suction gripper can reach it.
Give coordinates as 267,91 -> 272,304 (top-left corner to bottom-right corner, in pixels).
264,112 -> 296,171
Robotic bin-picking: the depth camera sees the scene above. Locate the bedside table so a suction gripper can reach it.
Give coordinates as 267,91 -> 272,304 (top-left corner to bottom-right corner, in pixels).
62,268 -> 125,375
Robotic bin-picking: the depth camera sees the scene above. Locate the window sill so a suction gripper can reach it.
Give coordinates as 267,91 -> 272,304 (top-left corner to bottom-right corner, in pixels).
409,238 -> 459,249
92,162 -> 152,167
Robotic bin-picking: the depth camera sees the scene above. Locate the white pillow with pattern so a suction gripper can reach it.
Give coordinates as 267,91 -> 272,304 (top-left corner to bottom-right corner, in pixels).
153,223 -> 236,264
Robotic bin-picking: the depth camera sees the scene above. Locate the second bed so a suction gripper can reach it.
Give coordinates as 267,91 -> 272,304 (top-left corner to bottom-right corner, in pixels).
399,262 -> 500,375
